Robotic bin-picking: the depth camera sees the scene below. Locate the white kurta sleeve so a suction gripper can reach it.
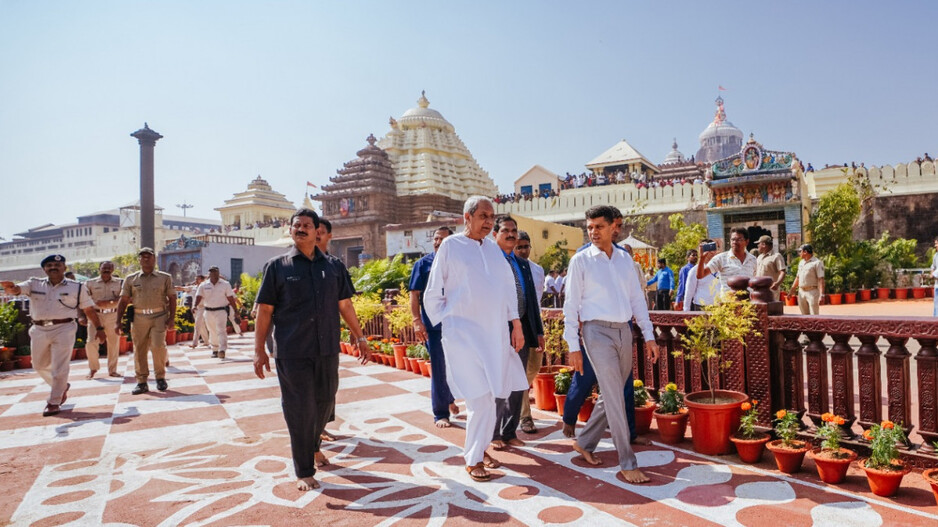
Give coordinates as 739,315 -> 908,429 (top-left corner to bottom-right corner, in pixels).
683,267 -> 699,312
561,254 -> 583,351
624,253 -> 656,341
423,241 -> 449,327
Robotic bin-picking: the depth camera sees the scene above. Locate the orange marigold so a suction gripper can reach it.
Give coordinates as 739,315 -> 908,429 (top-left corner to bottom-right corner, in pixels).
821,412 -> 833,422
882,421 -> 894,430
834,416 -> 845,425
776,409 -> 787,419
741,402 -> 752,411
863,429 -> 873,440
751,400 -> 758,406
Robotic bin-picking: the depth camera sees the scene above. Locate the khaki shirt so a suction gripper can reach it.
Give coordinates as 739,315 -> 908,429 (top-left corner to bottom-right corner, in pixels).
756,252 -> 787,283
17,278 -> 94,320
798,256 -> 825,288
121,270 -> 173,312
84,276 -> 124,310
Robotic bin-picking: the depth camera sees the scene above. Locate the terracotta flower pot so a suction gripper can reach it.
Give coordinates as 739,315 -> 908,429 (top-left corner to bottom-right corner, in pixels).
684,389 -> 748,455
785,296 -> 798,306
844,292 -> 857,304
654,410 -> 689,444
859,288 -> 872,301
407,357 -> 420,373
913,287 -> 927,299
0,347 -> 15,362
578,397 -> 595,423
810,448 -> 857,484
426,361 -> 432,378
860,459 -> 910,497
0,360 -> 14,372
392,344 -> 407,369
17,355 -> 32,369
634,402 -> 656,435
534,372 -> 558,411
766,439 -> 809,473
240,320 -> 249,333
894,288 -> 909,300
419,360 -> 431,377
923,468 -> 938,506
828,293 -> 843,305
876,287 -> 890,300
731,433 -> 770,463
165,329 -> 176,345
554,393 -> 567,417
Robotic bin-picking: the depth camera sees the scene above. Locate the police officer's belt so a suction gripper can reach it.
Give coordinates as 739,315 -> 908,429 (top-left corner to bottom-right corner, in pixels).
33,318 -> 75,326
801,286 -> 818,291
96,308 -> 118,313
205,306 -> 228,311
136,309 -> 165,315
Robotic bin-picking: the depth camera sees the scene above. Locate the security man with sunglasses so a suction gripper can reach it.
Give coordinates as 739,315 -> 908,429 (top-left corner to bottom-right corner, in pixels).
2,254 -> 106,416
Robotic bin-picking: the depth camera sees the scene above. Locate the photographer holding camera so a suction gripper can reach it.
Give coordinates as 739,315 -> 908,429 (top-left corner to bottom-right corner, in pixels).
696,227 -> 757,296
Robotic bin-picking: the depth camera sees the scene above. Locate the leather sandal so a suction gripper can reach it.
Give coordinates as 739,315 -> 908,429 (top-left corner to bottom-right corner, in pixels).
482,454 -> 501,469
466,462 -> 490,482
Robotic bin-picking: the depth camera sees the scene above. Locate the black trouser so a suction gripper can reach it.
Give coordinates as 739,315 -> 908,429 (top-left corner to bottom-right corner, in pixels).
275,354 -> 340,479
493,346 -> 529,442
655,289 -> 672,310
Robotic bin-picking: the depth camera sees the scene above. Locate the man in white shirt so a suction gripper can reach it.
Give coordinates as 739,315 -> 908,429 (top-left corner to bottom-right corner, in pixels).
682,240 -> 721,311
697,227 -> 758,294
544,270 -> 558,307
563,205 -> 660,484
424,196 -> 529,482
195,266 -> 240,359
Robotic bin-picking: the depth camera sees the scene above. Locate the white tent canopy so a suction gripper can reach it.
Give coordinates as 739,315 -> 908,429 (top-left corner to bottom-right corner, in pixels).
621,234 -> 656,250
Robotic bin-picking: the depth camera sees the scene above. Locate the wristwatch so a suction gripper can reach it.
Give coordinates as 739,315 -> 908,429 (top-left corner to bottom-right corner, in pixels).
357,337 -> 367,344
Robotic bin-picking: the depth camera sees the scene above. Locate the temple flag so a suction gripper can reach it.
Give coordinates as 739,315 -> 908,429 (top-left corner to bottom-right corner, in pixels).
306,181 -> 317,188
718,85 -> 727,91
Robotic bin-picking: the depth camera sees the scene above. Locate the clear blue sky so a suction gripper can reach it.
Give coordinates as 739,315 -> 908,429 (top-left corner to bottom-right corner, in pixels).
1,1 -> 936,239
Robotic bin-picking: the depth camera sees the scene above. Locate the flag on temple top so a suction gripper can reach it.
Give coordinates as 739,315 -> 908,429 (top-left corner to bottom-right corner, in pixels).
306,181 -> 317,188
718,85 -> 727,91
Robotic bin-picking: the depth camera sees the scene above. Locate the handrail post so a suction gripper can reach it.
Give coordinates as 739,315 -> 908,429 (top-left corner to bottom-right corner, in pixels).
915,338 -> 938,451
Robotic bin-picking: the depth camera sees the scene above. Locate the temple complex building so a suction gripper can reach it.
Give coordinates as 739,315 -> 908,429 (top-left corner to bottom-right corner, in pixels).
655,139 -> 706,185
215,175 -> 295,232
695,96 -> 744,164
586,139 -> 659,182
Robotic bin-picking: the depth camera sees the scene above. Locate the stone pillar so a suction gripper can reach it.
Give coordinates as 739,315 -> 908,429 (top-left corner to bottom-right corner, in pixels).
130,123 -> 163,250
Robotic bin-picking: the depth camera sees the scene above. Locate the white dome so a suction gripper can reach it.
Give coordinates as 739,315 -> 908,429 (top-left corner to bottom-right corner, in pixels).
663,139 -> 685,164
397,91 -> 454,131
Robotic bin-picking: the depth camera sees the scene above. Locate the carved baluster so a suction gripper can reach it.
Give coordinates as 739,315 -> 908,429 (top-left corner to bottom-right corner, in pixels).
744,303 -> 772,426
803,331 -> 829,428
855,334 -> 882,430
690,359 -> 703,393
656,326 -> 674,390
828,333 -> 856,437
641,331 -> 656,392
722,337 -> 746,393
885,336 -> 913,437
779,330 -> 805,416
915,338 -> 938,451
673,326 -> 691,393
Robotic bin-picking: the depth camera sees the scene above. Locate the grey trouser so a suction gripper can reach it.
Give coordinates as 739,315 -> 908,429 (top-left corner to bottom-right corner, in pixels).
576,320 -> 638,471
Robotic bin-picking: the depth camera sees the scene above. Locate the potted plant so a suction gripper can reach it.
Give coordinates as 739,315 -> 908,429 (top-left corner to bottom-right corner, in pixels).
554,368 -> 572,417
843,272 -> 858,304
859,420 -> 910,497
386,288 -> 414,343
894,271 -> 910,300
578,387 -> 596,423
676,287 -> 755,455
923,441 -> 938,506
766,409 -> 809,473
730,399 -> 770,463
809,413 -> 857,483
15,345 -> 31,369
534,314 -> 568,411
405,342 -> 421,373
827,275 -> 844,305
73,337 -> 86,361
654,382 -> 688,444
0,301 -> 25,364
633,379 -> 656,435
414,345 -> 431,376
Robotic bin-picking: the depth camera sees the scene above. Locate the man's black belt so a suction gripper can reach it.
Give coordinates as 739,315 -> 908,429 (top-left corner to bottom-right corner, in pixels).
205,306 -> 228,311
33,318 -> 75,326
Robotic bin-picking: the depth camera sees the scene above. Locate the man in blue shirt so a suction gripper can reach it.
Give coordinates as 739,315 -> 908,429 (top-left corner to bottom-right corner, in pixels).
647,258 -> 674,310
675,249 -> 698,309
409,226 -> 460,428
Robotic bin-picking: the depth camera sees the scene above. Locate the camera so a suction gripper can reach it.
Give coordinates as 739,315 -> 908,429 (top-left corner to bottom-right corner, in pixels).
701,242 -> 718,253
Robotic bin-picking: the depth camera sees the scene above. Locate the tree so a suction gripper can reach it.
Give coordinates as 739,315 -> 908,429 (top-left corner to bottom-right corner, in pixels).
537,239 -> 571,272
621,197 -> 651,237
806,182 -> 860,257
658,213 -> 707,276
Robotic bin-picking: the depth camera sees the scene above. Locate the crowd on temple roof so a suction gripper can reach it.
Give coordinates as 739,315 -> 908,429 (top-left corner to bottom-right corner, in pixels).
220,217 -> 289,233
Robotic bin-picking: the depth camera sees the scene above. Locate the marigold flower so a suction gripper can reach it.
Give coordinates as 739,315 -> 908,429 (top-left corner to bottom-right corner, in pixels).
634,379 -> 644,388
882,421 -> 894,430
751,400 -> 758,407
776,409 -> 787,419
821,412 -> 833,422
863,429 -> 873,440
381,338 -> 389,344
741,402 -> 752,411
559,367 -> 572,373
834,416 -> 845,425
666,382 -> 678,391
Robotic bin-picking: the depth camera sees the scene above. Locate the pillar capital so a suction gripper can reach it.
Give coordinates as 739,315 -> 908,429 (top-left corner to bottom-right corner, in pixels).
130,122 -> 163,146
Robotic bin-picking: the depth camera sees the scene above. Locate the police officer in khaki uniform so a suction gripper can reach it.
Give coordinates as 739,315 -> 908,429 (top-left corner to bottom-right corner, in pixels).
1,254 -> 105,416
789,243 -> 825,315
116,247 -> 176,394
83,261 -> 124,378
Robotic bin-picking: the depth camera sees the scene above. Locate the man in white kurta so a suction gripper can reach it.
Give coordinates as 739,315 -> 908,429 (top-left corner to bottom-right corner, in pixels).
424,196 -> 529,482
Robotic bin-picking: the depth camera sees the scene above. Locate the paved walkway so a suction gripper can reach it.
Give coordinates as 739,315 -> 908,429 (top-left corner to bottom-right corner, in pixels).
1,332 -> 937,526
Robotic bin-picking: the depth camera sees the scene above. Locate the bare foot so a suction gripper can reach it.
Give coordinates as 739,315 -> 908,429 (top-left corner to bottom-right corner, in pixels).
435,418 -> 452,428
314,451 -> 329,467
296,476 -> 320,491
506,438 -> 525,447
320,431 -> 336,442
562,423 -> 576,438
631,436 -> 650,445
449,403 -> 460,417
490,439 -> 507,450
620,468 -> 650,483
86,370 -> 97,380
572,442 -> 602,465
482,452 -> 501,468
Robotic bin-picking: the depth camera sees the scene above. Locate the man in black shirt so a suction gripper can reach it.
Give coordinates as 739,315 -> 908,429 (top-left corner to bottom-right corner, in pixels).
253,208 -> 371,492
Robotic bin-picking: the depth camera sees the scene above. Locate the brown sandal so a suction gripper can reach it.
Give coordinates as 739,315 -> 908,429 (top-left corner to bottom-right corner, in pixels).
482,454 -> 501,469
466,463 -> 490,481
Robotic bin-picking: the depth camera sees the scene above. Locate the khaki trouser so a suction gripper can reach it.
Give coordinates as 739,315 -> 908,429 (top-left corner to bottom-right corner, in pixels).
798,288 -> 821,315
520,347 -> 542,422
86,312 -> 120,374
204,308 -> 229,351
132,312 -> 168,383
30,321 -> 76,405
